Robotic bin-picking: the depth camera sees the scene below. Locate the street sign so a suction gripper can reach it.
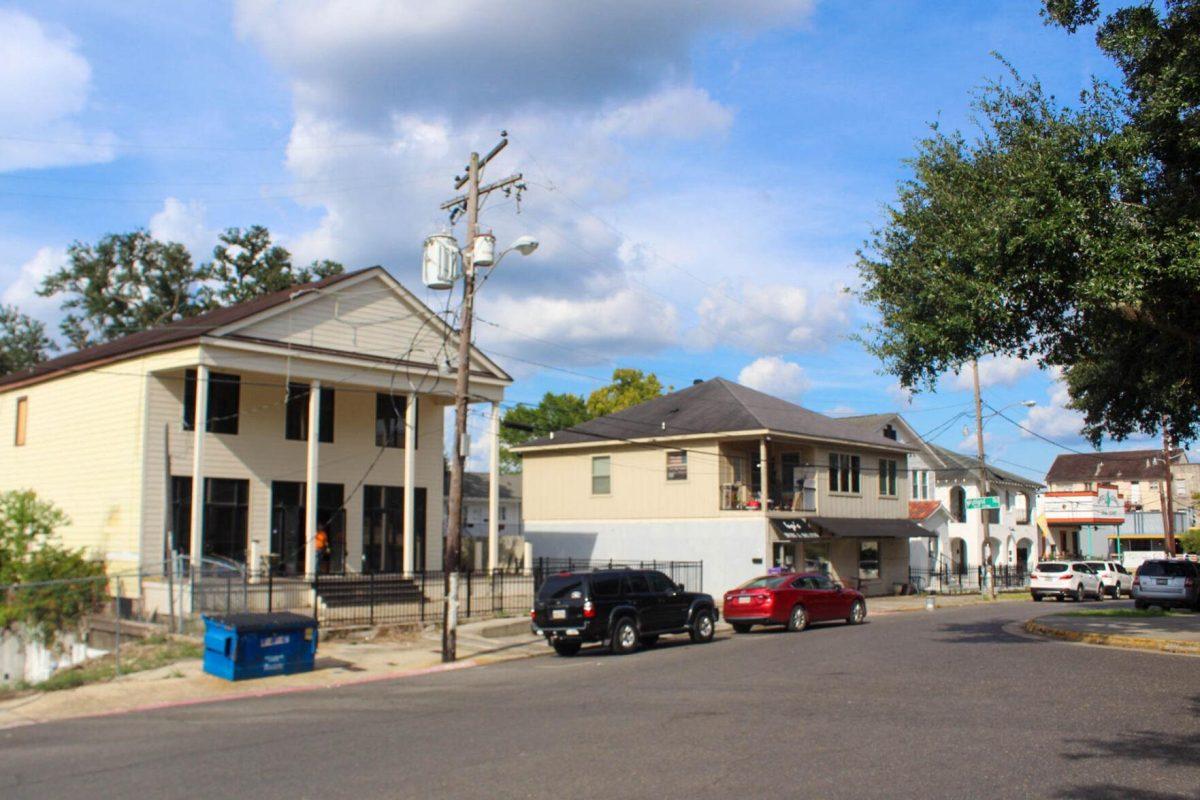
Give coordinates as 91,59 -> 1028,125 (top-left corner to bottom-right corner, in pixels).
966,496 -> 1001,510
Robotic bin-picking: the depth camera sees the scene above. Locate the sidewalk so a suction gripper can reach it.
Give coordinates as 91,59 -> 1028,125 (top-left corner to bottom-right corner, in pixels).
1025,612 -> 1200,655
0,617 -> 544,730
868,591 -> 1028,615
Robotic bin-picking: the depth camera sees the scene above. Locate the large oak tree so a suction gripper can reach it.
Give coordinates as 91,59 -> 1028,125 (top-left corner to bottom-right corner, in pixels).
857,0 -> 1200,445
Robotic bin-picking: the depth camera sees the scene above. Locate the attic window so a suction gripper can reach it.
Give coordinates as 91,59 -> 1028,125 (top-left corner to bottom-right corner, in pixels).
882,424 -> 897,441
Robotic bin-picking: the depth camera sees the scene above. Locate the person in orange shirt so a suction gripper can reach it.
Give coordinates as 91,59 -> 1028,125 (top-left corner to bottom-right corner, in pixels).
314,525 -> 330,574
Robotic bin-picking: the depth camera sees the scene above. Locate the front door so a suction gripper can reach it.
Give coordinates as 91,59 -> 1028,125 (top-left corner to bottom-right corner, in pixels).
362,486 -> 427,573
271,482 -> 305,576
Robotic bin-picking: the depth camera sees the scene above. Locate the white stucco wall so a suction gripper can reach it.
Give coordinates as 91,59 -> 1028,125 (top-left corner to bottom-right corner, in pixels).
523,517 -> 768,596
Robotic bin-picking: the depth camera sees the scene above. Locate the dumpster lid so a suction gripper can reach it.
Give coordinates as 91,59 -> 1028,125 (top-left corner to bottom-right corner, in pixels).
203,612 -> 317,632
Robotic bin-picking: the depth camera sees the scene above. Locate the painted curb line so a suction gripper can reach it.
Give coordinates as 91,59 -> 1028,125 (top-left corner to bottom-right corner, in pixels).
1023,618 -> 1200,656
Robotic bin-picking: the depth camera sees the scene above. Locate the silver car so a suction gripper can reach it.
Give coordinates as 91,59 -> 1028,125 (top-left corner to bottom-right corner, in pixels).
1132,560 -> 1200,611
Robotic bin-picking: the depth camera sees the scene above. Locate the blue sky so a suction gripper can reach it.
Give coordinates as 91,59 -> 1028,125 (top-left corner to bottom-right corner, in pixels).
0,1 -> 1154,478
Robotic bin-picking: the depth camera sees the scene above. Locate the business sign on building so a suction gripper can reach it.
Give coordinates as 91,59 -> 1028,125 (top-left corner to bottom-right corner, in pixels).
771,518 -> 821,540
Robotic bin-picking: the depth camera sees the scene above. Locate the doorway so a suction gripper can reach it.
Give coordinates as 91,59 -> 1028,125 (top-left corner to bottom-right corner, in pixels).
362,485 -> 427,573
270,481 -> 346,575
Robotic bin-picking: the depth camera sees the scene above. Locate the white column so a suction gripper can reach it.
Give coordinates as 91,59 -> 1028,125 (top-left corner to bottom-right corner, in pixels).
488,401 -> 500,572
188,365 -> 208,566
759,438 -> 769,512
304,381 -> 321,577
402,393 -> 417,575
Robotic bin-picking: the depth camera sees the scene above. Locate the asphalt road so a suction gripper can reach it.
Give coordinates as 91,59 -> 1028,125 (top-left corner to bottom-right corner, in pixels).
3,601 -> 1198,800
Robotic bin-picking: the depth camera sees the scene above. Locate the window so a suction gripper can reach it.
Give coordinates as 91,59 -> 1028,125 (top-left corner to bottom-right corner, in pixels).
591,456 -> 611,495
375,393 -> 414,448
878,459 -> 898,496
666,450 -> 687,481
623,574 -> 650,594
286,383 -> 335,443
828,452 -> 861,493
882,424 -> 897,440
500,505 -> 507,521
985,493 -> 1000,525
1019,492 -> 1032,524
203,478 -> 249,561
14,396 -> 27,446
859,539 -> 880,580
648,573 -> 675,593
591,576 -> 621,597
950,486 -> 966,522
183,370 -> 240,434
813,574 -> 836,590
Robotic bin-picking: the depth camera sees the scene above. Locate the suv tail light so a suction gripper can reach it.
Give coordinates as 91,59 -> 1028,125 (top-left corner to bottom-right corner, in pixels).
583,600 -> 596,619
1058,574 -> 1073,581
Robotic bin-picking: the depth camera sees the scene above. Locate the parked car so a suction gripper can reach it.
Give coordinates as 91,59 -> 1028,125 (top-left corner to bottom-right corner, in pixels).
530,569 -> 718,656
1029,561 -> 1104,602
722,572 -> 866,633
1084,561 -> 1133,598
1132,559 -> 1200,611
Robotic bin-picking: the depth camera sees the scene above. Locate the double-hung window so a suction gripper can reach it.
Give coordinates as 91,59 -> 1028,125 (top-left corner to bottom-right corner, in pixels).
286,383 -> 335,443
827,452 -> 861,493
375,393 -> 413,448
591,455 -> 611,495
911,470 -> 930,500
878,459 -> 898,496
183,370 -> 240,434
666,450 -> 687,481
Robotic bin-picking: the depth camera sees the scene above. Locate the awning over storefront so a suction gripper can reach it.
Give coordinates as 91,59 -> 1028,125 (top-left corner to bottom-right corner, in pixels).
771,517 -> 934,541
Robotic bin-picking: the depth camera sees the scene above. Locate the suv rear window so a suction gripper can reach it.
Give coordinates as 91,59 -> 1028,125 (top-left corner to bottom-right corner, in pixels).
1138,561 -> 1196,577
590,576 -> 621,597
538,576 -> 586,601
1037,563 -> 1068,573
1085,562 -> 1107,570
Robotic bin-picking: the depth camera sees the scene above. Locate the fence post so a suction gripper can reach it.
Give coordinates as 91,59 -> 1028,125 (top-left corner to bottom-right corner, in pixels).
466,570 -> 473,619
166,551 -> 176,634
313,571 -> 319,620
369,572 -> 375,627
268,570 -> 274,613
492,569 -> 498,614
419,571 -> 426,623
114,577 -> 122,677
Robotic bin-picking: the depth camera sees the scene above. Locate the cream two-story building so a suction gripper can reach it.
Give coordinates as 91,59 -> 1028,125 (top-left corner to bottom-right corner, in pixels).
514,378 -> 931,596
0,267 -> 510,591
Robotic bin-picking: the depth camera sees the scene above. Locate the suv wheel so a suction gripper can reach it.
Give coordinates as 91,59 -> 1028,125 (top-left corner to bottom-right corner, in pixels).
1110,583 -> 1121,599
787,605 -> 808,632
690,609 -> 715,643
552,639 -> 582,657
1074,584 -> 1084,602
610,617 -> 639,656
1094,585 -> 1104,602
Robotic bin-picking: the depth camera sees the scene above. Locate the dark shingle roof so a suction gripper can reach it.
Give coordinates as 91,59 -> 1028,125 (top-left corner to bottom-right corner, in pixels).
516,378 -> 913,452
0,269 -> 368,391
927,443 -> 1043,488
1045,449 -> 1184,483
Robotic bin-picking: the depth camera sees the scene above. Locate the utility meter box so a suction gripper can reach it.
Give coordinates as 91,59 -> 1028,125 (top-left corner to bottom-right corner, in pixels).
422,233 -> 461,290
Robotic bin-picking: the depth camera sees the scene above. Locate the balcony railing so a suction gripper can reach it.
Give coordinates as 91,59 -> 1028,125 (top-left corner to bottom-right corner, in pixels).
721,484 -> 817,512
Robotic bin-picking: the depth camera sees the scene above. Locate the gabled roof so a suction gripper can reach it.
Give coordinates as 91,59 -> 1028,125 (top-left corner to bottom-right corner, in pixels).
927,443 -> 1043,489
909,500 -> 944,521
515,377 -> 913,452
0,266 -> 511,391
1045,449 -> 1185,483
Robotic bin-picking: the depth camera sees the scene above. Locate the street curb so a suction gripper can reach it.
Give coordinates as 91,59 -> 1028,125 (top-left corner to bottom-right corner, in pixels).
1023,618 -> 1200,656
870,596 -> 1028,616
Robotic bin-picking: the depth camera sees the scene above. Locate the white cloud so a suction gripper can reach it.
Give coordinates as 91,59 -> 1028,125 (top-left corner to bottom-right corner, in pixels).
1022,367 -> 1086,439
737,356 -> 809,401
825,404 -> 856,417
598,85 -> 733,140
1,246 -> 64,324
149,198 -> 215,260
696,283 -> 852,353
886,381 -> 915,407
948,355 -> 1036,391
0,9 -> 114,171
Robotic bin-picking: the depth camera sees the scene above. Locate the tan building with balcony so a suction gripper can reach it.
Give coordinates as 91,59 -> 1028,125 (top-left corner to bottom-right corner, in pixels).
513,378 -> 930,596
0,267 -> 510,592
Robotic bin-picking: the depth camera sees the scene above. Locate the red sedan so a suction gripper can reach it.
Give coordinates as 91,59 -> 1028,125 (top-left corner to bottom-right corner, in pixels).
722,572 -> 867,633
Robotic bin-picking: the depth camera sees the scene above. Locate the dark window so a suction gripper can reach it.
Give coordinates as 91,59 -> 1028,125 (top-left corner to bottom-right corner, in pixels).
169,476 -> 192,557
203,478 -> 249,562
813,574 -> 835,590
859,540 -> 880,580
375,393 -> 412,448
739,575 -> 792,589
591,576 -> 621,597
950,486 -> 966,523
1138,561 -> 1194,577
183,370 -> 240,434
538,576 -> 584,600
624,574 -> 650,594
286,383 -> 334,443
648,573 -> 675,593
882,424 -> 897,440
878,459 -> 897,496
1038,563 -> 1068,573
829,453 -> 861,493
362,485 -> 427,573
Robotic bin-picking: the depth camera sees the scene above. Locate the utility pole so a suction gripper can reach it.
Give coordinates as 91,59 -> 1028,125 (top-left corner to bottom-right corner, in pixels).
972,360 -> 995,599
1161,415 -> 1176,557
440,136 -> 523,662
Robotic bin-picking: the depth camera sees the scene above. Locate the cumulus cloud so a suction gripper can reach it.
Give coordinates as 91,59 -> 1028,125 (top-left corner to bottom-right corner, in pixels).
1,246 -> 64,324
695,283 -> 852,353
0,9 -> 114,171
149,198 -> 215,260
597,85 -> 733,140
947,354 -> 1036,391
1022,367 -> 1086,439
737,356 -> 809,401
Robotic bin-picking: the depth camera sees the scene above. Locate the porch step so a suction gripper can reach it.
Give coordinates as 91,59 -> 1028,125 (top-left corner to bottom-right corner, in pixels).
315,575 -> 424,608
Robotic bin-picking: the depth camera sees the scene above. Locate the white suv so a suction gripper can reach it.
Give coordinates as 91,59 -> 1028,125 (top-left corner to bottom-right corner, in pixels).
1084,561 -> 1133,599
1030,561 -> 1104,602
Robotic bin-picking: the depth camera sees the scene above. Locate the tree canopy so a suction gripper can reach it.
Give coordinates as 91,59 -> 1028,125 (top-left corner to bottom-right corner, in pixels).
200,225 -> 343,307
499,368 -> 668,472
856,0 -> 1200,445
0,305 -> 55,377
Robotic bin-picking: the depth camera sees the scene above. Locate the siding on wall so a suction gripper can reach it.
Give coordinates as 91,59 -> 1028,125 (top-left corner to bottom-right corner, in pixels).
141,364 -> 446,572
0,357 -> 162,574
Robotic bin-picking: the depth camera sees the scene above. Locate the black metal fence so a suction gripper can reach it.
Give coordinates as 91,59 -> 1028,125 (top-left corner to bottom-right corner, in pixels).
314,570 -> 536,627
908,564 -> 1029,594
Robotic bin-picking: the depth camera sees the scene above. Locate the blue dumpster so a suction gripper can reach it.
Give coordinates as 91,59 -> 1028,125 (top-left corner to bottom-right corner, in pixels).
202,612 -> 318,681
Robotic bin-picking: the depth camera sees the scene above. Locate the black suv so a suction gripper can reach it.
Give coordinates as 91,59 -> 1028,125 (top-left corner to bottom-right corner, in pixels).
530,569 -> 719,656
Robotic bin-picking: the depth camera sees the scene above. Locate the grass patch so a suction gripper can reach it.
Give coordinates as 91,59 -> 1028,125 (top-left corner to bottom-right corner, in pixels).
1058,608 -> 1182,618
0,635 -> 202,700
